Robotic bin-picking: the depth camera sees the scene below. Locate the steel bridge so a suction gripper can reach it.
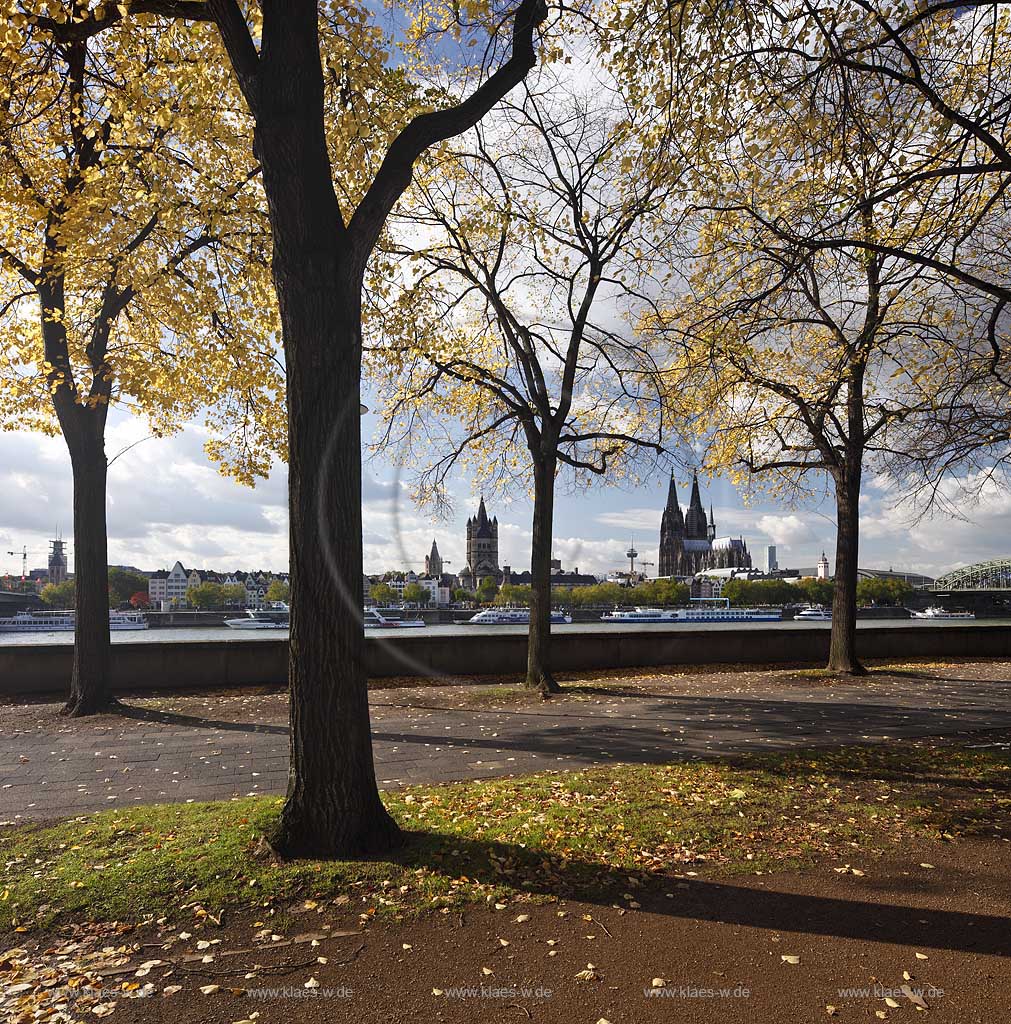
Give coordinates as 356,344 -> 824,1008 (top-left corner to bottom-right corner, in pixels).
931,559 -> 1011,591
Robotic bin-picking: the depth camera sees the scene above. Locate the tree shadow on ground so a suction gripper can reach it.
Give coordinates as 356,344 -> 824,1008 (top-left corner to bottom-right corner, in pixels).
386,828 -> 1011,956
111,703 -> 288,736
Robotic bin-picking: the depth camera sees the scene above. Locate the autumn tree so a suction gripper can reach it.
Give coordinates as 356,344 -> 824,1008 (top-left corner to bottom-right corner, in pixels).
40,579 -> 75,607
401,581 -> 427,605
739,1 -> 1011,510
371,66 -> 684,695
221,583 -> 247,607
495,583 -> 532,606
12,0 -> 550,854
0,7 -> 282,715
187,581 -> 225,609
264,578 -> 289,604
740,2 -> 1011,308
108,568 -> 148,608
658,35 -> 970,673
367,582 -> 396,607
856,577 -> 912,607
606,2 -> 1011,512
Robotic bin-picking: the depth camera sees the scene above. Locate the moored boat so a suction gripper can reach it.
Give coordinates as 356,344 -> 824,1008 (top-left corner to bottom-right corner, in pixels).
468,607 -> 572,625
364,608 -> 427,628
909,605 -> 975,620
601,599 -> 781,623
0,609 -> 148,632
795,606 -> 832,621
224,610 -> 289,630
600,606 -> 678,622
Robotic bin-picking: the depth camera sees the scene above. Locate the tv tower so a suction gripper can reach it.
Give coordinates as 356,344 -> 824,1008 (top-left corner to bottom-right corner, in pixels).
626,538 -> 639,575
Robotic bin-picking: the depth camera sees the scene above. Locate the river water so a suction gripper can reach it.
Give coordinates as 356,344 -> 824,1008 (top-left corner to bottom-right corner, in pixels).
0,618 -> 1006,646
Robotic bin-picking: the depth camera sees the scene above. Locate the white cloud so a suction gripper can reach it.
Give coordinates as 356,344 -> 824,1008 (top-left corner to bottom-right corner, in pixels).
754,514 -> 818,548
3,417 -> 1010,583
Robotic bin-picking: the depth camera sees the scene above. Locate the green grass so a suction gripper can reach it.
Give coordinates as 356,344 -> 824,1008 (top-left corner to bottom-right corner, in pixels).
2,739 -> 1008,933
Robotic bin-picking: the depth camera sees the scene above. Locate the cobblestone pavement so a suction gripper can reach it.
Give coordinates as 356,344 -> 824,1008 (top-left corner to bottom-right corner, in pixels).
3,664 -> 1011,823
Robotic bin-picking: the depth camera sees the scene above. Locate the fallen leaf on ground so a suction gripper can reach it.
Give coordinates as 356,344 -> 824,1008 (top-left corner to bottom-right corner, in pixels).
901,985 -> 929,1009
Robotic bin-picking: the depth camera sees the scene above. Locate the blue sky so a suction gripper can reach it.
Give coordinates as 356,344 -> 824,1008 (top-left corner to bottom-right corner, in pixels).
2,405 -> 1006,583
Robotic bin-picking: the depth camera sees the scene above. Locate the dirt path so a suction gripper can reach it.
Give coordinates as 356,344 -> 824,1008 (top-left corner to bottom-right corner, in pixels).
4,835 -> 1008,1023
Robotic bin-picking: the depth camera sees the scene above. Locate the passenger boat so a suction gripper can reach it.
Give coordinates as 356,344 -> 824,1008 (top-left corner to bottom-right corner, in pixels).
364,608 -> 427,628
109,611 -> 149,630
909,606 -> 975,620
0,610 -> 75,632
224,610 -> 289,630
795,606 -> 832,621
601,599 -> 781,623
600,606 -> 679,622
468,607 -> 572,625
0,610 -> 148,632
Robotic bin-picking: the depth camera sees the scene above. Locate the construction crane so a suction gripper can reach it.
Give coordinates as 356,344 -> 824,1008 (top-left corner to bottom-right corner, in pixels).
6,547 -> 28,580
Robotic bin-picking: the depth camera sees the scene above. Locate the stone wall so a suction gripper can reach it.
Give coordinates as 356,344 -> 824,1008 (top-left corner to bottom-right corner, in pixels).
2,624 -> 1010,697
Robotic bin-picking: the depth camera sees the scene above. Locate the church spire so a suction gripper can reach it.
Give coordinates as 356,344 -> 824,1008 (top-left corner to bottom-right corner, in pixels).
665,472 -> 680,511
684,471 -> 709,539
425,538 -> 443,577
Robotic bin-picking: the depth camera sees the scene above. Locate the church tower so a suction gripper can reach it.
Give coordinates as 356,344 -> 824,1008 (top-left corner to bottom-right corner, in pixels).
684,472 -> 709,540
465,496 -> 499,582
425,539 -> 443,577
658,474 -> 685,577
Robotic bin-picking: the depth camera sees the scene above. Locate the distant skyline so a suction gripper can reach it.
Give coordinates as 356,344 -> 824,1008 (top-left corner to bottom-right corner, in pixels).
2,411 -> 1009,583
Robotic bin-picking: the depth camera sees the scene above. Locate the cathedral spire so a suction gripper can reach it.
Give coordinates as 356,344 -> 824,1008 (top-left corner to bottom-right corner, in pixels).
684,472 -> 708,539
689,472 -> 703,508
665,472 -> 680,511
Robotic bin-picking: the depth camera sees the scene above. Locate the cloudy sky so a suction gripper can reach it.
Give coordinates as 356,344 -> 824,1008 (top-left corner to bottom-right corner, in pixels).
2,403 -> 1007,584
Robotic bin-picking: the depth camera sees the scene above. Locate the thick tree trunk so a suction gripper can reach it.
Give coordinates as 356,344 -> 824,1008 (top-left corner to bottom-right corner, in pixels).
269,273 -> 399,856
526,454 -> 561,697
828,476 -> 865,675
62,436 -> 113,716
256,2 -> 399,857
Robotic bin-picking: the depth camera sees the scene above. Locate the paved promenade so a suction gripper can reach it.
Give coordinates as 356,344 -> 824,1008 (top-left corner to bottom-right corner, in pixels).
3,663 -> 1011,822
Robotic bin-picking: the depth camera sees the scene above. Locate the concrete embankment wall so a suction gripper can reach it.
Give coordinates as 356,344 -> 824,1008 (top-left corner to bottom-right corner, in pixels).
2,624 -> 1011,698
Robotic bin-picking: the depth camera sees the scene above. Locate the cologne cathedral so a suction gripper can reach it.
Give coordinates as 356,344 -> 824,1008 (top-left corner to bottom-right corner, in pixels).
658,473 -> 752,577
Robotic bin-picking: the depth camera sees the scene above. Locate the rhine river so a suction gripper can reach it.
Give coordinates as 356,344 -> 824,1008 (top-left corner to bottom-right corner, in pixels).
1,618 -> 1006,646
